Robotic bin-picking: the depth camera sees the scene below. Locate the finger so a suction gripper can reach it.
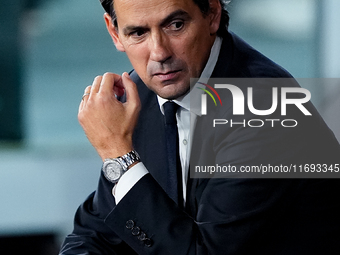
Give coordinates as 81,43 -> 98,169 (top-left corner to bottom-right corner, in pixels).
112,74 -> 125,97
122,72 -> 140,110
79,86 -> 91,112
85,85 -> 91,94
90,75 -> 103,94
113,84 -> 125,97
99,72 -> 124,97
83,85 -> 91,101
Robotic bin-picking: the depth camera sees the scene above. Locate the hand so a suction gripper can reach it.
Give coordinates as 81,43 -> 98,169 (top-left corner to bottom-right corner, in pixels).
78,72 -> 141,161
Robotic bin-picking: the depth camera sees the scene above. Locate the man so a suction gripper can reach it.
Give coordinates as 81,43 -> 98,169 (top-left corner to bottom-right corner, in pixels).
60,0 -> 340,254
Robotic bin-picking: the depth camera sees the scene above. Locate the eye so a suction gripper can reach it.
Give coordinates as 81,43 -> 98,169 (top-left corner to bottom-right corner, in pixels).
169,20 -> 184,31
130,29 -> 146,38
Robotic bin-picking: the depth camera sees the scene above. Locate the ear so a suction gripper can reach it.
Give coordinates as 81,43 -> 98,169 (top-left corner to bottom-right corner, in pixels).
104,13 -> 125,52
208,0 -> 222,35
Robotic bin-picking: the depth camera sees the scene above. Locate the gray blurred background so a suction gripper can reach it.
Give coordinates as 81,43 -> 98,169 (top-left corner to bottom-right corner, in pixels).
0,0 -> 339,254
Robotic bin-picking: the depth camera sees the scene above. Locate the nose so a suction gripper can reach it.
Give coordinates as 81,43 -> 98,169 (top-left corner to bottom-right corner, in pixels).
149,31 -> 172,63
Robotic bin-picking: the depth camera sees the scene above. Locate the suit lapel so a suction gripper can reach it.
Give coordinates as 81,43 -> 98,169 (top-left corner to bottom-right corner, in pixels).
132,74 -> 170,193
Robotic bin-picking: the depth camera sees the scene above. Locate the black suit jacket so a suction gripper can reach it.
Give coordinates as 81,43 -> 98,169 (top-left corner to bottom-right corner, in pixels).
60,32 -> 340,254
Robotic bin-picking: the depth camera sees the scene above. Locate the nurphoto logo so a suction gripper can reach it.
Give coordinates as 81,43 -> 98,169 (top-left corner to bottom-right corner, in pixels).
196,81 -> 312,128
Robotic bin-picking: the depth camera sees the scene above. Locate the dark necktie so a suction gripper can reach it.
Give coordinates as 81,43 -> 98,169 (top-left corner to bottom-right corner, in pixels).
163,101 -> 183,207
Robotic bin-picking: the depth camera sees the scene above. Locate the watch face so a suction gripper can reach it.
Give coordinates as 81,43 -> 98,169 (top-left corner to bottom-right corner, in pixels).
103,160 -> 123,183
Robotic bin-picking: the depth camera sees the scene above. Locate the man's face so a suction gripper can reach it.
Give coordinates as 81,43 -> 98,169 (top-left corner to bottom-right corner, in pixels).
106,0 -> 221,99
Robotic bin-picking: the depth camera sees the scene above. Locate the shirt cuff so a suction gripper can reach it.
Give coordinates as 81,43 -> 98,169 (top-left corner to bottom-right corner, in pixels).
112,162 -> 149,204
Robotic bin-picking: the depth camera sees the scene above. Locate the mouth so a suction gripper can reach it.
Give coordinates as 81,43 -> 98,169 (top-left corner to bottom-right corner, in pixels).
152,70 -> 182,82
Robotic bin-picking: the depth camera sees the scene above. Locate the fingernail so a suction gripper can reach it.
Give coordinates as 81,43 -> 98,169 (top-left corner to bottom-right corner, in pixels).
123,72 -> 130,79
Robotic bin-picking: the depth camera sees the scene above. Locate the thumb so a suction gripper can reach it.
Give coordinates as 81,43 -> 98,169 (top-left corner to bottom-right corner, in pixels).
122,72 -> 141,110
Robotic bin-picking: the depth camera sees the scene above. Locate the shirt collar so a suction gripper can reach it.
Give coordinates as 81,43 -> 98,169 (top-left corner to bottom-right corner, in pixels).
158,36 -> 222,116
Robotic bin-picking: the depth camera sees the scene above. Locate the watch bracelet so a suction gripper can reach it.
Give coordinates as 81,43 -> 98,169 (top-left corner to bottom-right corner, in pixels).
121,150 -> 140,169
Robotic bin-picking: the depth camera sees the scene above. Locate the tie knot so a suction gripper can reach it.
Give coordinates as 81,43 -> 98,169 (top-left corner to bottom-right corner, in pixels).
163,101 -> 178,125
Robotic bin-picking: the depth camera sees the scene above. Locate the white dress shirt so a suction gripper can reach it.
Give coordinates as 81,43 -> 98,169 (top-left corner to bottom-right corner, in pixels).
114,37 -> 222,204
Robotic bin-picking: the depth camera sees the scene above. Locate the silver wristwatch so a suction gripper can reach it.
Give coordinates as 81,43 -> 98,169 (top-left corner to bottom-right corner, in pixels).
102,150 -> 140,183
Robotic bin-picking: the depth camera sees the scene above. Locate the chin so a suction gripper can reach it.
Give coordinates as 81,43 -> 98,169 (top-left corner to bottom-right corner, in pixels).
158,85 -> 189,100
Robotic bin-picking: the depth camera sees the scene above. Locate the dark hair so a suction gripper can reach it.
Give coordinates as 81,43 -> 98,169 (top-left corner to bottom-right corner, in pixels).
99,0 -> 229,36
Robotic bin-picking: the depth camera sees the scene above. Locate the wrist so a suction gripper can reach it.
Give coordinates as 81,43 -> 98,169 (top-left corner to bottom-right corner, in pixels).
97,140 -> 133,161
102,150 -> 141,183
99,148 -> 133,161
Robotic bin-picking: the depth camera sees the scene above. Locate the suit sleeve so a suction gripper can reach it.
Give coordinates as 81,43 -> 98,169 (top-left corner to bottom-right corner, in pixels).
59,173 -> 137,255
105,172 -> 337,255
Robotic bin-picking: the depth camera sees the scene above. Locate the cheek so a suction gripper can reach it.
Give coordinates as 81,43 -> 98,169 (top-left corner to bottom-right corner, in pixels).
125,46 -> 149,77
180,37 -> 206,75
190,35 -> 212,73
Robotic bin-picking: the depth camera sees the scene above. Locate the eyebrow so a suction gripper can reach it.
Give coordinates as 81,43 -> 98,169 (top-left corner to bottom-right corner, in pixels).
159,9 -> 191,27
122,9 -> 191,35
